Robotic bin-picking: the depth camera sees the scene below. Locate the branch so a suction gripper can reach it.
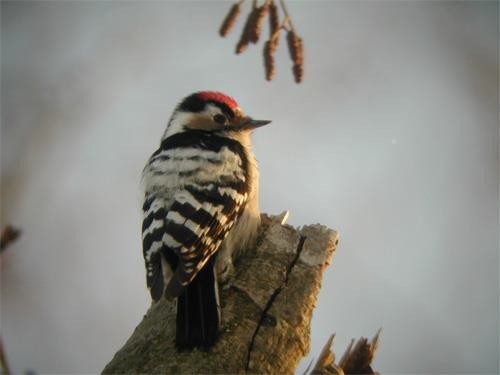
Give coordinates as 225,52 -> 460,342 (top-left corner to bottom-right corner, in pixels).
0,337 -> 11,375
0,225 -> 21,253
103,214 -> 339,374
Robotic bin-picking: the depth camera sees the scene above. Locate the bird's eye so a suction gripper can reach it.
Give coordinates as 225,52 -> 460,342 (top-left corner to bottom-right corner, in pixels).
213,114 -> 227,125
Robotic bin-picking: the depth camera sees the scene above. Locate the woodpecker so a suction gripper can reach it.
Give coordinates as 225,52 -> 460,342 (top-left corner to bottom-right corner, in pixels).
141,91 -> 270,350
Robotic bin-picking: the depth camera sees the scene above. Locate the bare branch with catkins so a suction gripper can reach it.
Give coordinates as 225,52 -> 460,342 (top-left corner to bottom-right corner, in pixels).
218,0 -> 305,83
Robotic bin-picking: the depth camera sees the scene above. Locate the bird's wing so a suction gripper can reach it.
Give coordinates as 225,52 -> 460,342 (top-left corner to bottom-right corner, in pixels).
163,181 -> 248,299
142,196 -> 167,301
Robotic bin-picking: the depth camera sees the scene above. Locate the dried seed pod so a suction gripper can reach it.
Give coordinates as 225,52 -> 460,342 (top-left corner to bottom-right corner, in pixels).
219,2 -> 242,37
249,3 -> 269,44
268,0 -> 280,47
236,4 -> 259,54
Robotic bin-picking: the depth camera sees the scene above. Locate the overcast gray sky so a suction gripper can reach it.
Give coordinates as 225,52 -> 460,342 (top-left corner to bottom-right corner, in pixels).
1,1 -> 498,373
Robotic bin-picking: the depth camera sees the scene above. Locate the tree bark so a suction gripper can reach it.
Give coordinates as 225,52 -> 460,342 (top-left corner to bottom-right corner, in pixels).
103,214 -> 339,374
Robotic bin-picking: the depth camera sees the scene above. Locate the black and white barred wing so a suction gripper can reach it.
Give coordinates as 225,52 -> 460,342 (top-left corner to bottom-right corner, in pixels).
163,183 -> 248,299
142,197 -> 167,301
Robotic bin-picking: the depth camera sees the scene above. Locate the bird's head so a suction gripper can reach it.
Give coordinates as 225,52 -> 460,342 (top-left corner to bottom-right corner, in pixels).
163,91 -> 271,139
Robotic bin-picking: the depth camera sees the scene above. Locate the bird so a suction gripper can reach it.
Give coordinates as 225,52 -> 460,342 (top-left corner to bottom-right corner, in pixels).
141,91 -> 270,350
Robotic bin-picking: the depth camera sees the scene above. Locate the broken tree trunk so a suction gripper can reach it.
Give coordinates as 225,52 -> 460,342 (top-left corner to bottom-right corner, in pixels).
102,214 -> 339,374
311,330 -> 382,375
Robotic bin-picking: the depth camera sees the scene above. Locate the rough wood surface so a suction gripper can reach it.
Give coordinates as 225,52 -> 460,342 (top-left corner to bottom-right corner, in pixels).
103,214 -> 339,374
338,329 -> 382,375
311,330 -> 382,375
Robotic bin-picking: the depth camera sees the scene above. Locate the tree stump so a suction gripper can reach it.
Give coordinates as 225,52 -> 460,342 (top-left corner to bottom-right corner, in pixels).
103,214 -> 339,374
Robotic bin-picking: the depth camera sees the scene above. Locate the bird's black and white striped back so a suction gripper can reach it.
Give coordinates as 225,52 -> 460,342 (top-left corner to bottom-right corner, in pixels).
141,130 -> 250,300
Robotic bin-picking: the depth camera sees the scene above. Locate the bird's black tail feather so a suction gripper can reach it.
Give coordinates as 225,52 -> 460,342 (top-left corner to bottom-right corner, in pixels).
176,258 -> 220,350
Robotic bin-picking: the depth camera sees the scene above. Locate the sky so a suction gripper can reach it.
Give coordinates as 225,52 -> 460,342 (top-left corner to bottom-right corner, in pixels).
1,1 -> 499,374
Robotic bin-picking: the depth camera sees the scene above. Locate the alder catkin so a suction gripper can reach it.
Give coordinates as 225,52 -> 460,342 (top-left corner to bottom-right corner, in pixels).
286,30 -> 303,63
249,3 -> 269,44
236,4 -> 259,54
263,43 -> 274,80
263,41 -> 274,81
263,31 -> 280,81
219,2 -> 241,37
226,0 -> 305,83
268,0 -> 280,47
293,62 -> 303,83
286,30 -> 304,83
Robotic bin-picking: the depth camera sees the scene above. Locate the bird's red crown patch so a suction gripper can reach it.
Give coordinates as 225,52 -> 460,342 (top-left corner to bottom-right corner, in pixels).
197,91 -> 239,110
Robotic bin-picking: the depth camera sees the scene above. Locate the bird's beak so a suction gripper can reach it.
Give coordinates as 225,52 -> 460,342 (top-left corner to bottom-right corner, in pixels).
236,118 -> 272,131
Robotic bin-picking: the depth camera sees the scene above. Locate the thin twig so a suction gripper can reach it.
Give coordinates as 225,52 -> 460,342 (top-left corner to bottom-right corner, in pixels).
279,0 -> 295,32
0,337 -> 11,375
0,225 -> 21,253
281,15 -> 291,31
